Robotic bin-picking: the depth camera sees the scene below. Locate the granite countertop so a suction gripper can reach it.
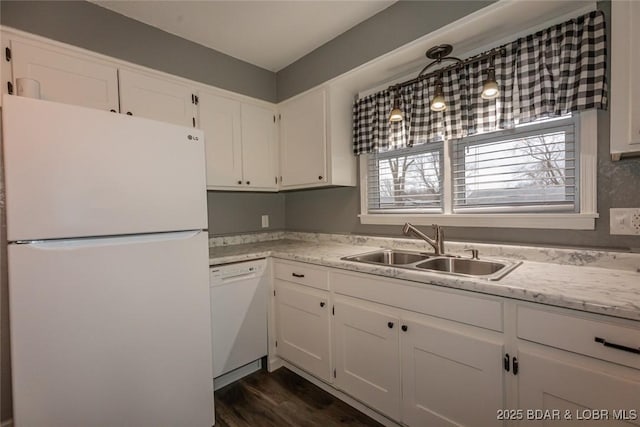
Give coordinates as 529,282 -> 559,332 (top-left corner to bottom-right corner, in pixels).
209,236 -> 640,322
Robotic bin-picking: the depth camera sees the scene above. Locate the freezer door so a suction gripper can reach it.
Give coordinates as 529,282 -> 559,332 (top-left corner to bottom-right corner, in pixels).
8,231 -> 213,427
2,95 -> 207,241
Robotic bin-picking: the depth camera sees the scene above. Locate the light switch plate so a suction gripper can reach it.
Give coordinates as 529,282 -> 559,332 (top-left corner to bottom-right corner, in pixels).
261,215 -> 269,228
610,208 -> 640,235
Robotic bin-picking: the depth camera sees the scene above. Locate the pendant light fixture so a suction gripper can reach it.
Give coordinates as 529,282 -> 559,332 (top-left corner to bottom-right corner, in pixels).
481,57 -> 500,100
387,45 -> 506,121
430,77 -> 446,112
389,86 -> 404,122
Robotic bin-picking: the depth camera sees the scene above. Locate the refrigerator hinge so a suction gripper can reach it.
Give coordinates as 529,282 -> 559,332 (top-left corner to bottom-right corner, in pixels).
5,47 -> 11,62
7,81 -> 13,95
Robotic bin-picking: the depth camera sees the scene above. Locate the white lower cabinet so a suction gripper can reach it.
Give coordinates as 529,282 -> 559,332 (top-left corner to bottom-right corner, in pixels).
271,262 -> 640,427
517,345 -> 640,426
401,315 -> 505,427
333,296 -> 401,420
274,279 -> 331,382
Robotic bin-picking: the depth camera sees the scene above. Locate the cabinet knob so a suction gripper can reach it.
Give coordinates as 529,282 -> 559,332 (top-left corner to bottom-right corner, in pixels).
126,111 -> 133,116
387,322 -> 394,329
109,109 -> 116,113
246,181 -> 250,185
401,325 -> 408,332
237,180 -> 242,185
318,175 -> 323,180
320,302 -> 325,308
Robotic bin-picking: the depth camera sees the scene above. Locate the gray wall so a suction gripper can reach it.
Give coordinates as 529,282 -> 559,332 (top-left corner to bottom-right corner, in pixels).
207,191 -> 285,236
276,0 -> 494,101
0,1 -> 277,102
285,1 -> 640,251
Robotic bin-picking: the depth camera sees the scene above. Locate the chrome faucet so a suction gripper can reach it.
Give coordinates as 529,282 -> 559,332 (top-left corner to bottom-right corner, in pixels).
402,223 -> 445,256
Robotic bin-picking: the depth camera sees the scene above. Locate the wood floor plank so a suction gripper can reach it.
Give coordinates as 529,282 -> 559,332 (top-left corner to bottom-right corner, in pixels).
215,368 -> 384,427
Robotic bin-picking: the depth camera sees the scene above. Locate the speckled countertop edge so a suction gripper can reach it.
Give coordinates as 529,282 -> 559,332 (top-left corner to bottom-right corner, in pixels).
209,238 -> 640,322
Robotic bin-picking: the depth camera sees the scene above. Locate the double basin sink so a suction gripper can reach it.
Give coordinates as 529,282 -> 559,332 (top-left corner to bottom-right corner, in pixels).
342,249 -> 521,281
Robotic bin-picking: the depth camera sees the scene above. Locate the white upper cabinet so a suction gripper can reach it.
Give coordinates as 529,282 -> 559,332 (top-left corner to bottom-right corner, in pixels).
279,87 -> 327,188
7,39 -> 118,112
241,103 -> 278,190
610,0 -> 640,160
118,69 -> 196,128
198,92 -> 243,188
278,86 -> 356,190
198,91 -> 277,191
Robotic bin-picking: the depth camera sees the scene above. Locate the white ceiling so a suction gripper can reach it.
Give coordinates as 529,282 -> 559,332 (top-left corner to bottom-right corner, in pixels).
91,0 -> 396,72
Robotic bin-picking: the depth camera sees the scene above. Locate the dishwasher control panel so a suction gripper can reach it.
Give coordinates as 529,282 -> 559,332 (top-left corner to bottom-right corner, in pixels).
210,259 -> 266,283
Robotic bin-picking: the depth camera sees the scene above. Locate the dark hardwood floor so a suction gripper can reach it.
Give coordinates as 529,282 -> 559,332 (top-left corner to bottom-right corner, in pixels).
214,367 -> 385,427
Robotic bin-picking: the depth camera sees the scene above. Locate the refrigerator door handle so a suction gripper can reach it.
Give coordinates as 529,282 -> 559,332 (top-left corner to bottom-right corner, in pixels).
15,230 -> 205,249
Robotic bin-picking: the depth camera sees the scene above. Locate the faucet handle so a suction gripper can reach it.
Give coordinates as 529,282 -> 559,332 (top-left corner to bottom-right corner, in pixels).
465,248 -> 479,260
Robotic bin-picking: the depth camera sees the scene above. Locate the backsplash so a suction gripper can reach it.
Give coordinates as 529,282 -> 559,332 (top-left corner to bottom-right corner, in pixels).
210,231 -> 640,273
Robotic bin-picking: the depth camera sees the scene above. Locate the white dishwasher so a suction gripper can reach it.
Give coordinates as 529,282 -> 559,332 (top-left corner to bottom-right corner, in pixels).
210,258 -> 268,389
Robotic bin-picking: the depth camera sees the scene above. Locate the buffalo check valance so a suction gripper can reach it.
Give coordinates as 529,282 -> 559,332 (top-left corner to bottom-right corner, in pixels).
352,10 -> 607,155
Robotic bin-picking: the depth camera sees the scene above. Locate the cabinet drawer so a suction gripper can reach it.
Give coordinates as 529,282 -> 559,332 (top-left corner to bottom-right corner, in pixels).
331,270 -> 503,332
517,305 -> 640,369
274,260 -> 329,290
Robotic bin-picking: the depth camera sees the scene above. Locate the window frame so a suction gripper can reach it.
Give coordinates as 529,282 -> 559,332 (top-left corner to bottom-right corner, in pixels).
359,110 -> 598,230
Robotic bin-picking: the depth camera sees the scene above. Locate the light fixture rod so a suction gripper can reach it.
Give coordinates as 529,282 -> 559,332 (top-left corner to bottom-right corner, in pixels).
389,47 -> 507,91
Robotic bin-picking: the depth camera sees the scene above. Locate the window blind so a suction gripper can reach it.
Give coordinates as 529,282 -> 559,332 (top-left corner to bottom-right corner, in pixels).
367,144 -> 444,213
452,117 -> 577,213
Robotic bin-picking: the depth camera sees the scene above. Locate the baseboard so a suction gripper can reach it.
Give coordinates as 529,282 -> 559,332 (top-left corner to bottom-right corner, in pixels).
267,354 -> 283,372
1,419 -> 13,427
214,359 -> 263,391
281,361 -> 401,427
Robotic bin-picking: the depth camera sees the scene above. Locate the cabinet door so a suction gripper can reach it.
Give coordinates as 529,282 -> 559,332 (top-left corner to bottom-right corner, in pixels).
118,69 -> 195,127
198,93 -> 243,188
334,297 -> 401,421
518,347 -> 640,426
401,317 -> 505,427
610,1 -> 640,159
10,39 -> 118,112
279,88 -> 327,188
274,280 -> 331,382
241,103 -> 278,190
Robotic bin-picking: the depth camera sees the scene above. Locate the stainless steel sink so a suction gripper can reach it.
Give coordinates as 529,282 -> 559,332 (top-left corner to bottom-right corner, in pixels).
341,249 -> 521,280
416,258 -> 507,276
342,249 -> 431,265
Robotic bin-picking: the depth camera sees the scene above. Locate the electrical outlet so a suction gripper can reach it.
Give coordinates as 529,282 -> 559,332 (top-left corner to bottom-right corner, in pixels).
261,215 -> 269,228
610,208 -> 640,235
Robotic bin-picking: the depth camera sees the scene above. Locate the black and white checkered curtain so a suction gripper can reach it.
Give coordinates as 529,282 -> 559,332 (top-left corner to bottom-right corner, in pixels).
353,10 -> 607,155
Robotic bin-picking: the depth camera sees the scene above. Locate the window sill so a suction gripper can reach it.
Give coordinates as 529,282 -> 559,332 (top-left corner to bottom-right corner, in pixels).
359,213 -> 599,230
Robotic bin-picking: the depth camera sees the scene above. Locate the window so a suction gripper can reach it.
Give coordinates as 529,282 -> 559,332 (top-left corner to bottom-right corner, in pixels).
452,116 -> 577,213
360,111 -> 598,229
367,143 -> 443,213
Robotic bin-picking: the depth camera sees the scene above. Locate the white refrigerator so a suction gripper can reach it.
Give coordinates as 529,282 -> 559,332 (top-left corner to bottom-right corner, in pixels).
2,95 -> 214,426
